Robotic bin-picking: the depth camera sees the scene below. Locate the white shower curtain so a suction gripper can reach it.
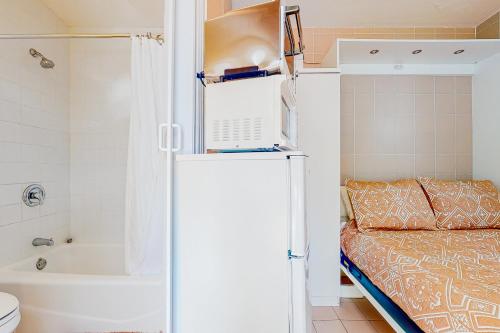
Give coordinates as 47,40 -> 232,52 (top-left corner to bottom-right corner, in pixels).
125,36 -> 167,275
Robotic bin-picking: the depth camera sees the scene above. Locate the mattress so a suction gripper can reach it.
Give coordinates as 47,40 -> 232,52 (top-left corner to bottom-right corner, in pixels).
341,221 -> 500,333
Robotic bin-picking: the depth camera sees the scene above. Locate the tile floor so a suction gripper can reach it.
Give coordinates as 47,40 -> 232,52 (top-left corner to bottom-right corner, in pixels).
312,298 -> 395,333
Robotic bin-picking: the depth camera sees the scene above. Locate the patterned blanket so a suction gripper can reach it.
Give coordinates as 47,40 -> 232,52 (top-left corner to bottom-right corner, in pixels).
341,221 -> 500,332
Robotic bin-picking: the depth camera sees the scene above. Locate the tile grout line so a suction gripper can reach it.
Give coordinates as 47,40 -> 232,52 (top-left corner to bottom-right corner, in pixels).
433,76 -> 437,178
454,76 -> 457,180
366,320 -> 379,333
353,78 -> 356,180
413,76 -> 416,178
372,76 -> 376,178
339,319 -> 349,333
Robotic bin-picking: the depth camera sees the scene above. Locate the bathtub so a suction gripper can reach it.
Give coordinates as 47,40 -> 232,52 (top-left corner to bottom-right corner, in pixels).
0,244 -> 163,333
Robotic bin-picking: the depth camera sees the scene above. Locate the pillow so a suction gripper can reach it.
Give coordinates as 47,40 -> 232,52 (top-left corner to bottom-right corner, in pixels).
340,186 -> 355,221
418,177 -> 500,230
346,179 -> 437,232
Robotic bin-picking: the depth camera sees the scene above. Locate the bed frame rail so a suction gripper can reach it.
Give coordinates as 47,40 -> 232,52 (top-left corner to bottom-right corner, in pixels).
340,252 -> 424,333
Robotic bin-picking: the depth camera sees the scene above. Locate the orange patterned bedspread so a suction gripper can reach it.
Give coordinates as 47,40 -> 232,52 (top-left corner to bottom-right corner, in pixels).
341,221 -> 500,333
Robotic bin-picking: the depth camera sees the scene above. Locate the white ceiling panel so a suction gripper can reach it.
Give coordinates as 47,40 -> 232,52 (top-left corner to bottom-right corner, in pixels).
37,0 -> 499,32
339,39 -> 500,65
39,0 -> 164,29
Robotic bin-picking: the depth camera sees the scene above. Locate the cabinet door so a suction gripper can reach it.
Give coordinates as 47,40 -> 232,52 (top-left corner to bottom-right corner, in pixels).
296,72 -> 341,306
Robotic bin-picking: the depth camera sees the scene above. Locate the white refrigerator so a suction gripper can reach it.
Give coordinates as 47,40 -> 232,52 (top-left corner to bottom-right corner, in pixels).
174,152 -> 312,333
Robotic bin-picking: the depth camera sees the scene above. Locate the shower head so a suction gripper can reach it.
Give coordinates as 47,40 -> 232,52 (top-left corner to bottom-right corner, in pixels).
29,48 -> 55,69
40,57 -> 55,69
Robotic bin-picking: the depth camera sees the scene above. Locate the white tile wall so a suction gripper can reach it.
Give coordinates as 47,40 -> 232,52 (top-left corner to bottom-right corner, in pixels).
0,0 -> 71,266
69,38 -> 132,244
1,2 -> 162,262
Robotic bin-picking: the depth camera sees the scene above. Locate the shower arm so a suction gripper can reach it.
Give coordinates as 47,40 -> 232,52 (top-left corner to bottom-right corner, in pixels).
29,48 -> 42,58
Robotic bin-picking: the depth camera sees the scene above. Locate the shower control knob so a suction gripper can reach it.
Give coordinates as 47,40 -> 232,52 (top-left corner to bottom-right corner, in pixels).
23,184 -> 46,207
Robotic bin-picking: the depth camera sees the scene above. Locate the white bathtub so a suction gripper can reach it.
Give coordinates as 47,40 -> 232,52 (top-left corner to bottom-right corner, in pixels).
0,244 -> 163,333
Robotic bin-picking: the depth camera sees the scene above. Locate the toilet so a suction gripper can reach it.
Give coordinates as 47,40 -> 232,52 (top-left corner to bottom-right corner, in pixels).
0,293 -> 20,333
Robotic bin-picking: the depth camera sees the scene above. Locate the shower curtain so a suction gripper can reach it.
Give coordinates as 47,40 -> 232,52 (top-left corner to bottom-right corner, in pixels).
125,36 -> 167,275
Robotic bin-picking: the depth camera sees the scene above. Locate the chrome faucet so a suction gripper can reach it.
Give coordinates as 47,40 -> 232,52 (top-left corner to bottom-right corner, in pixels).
23,184 -> 46,207
32,238 -> 54,247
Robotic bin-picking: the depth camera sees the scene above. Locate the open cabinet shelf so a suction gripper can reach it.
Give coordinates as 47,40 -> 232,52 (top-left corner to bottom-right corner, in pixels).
337,38 -> 500,75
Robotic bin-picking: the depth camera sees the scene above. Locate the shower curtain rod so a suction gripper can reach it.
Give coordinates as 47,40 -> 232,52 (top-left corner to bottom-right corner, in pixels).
0,33 -> 164,42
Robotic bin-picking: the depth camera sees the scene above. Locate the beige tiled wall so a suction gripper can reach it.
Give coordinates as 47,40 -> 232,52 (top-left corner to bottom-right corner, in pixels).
340,75 -> 472,183
477,12 -> 500,39
207,0 -> 232,20
303,26 -> 476,66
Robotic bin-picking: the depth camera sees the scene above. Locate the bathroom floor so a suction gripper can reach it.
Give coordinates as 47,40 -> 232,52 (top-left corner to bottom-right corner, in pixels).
312,298 -> 395,333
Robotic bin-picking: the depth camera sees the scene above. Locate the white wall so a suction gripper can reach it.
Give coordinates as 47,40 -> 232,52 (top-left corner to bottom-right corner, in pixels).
68,37 -> 132,243
174,0 -> 198,154
231,0 -> 263,9
473,53 -> 500,187
0,0 -> 71,266
297,71 -> 341,306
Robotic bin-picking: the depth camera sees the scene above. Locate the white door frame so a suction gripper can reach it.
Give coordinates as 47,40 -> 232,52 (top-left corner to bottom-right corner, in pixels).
194,0 -> 205,153
169,1 -> 205,332
172,0 -> 205,155
164,0 -> 175,332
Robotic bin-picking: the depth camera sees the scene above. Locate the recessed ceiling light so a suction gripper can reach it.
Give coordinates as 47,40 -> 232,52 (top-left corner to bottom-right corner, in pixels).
412,49 -> 422,54
454,49 -> 465,54
370,49 -> 379,55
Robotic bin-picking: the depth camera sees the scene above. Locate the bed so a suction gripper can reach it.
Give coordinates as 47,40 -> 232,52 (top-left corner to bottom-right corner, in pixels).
341,220 -> 500,333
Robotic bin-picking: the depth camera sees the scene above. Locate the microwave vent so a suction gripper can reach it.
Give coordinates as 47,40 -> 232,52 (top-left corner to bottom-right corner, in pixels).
212,117 -> 263,143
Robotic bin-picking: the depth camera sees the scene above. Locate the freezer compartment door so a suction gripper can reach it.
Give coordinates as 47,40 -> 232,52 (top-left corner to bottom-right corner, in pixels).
289,155 -> 308,256
289,257 -> 312,333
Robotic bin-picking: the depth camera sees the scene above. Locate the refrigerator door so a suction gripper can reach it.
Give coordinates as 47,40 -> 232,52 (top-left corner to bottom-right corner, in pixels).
289,155 -> 308,257
174,155 -> 291,333
289,256 -> 312,333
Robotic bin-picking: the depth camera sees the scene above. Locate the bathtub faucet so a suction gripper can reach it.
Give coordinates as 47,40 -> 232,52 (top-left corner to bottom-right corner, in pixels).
32,237 -> 54,247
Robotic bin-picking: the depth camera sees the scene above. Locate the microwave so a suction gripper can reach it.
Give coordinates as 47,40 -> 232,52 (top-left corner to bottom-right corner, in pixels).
205,75 -> 297,152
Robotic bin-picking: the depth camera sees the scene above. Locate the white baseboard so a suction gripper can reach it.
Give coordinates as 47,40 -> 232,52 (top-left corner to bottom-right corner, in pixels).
310,296 -> 340,307
341,284 -> 364,298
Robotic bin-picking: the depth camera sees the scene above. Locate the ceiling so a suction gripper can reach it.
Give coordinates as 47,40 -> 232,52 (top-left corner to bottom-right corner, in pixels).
39,0 -> 164,29
37,0 -> 500,30
233,0 -> 500,27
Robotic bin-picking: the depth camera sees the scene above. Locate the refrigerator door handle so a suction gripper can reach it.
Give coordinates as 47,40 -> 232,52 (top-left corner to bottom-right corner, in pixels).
288,250 -> 304,259
289,246 -> 310,260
